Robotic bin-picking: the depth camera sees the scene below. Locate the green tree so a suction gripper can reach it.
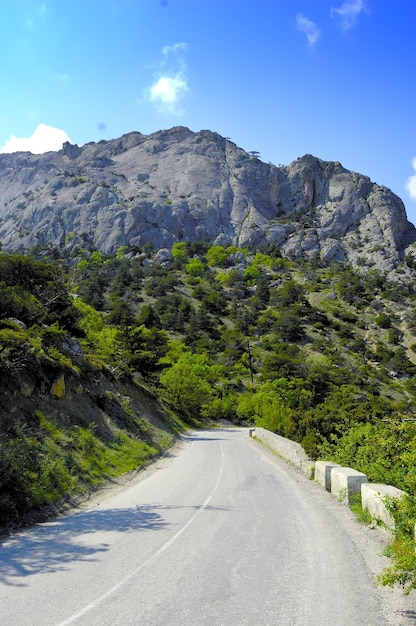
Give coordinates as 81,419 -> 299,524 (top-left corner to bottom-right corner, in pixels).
376,312 -> 391,329
201,290 -> 228,315
137,304 -> 162,328
274,279 -> 304,307
0,253 -> 81,333
171,242 -> 189,267
206,245 -> 230,267
237,381 -> 295,437
122,324 -> 168,374
73,298 -> 120,365
185,258 -> 206,278
106,297 -> 136,327
160,352 -> 217,416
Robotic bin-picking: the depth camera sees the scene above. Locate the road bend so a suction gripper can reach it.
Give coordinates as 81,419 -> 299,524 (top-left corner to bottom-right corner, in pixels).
1,428 -> 415,625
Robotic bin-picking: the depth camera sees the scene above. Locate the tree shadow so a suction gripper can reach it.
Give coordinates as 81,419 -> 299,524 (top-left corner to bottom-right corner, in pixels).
183,428 -> 244,442
0,504 -> 167,586
0,502 -> 228,587
184,436 -> 226,441
397,610 -> 416,621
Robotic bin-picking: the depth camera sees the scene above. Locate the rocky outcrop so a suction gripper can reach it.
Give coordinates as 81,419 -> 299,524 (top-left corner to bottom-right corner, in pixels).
50,374 -> 65,398
0,126 -> 414,269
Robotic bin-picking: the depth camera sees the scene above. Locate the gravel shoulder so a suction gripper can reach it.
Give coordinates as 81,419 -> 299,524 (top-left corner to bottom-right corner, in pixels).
250,436 -> 416,625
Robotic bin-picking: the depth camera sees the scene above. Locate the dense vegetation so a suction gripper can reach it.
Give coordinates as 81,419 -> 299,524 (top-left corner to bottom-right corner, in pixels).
1,240 -> 416,589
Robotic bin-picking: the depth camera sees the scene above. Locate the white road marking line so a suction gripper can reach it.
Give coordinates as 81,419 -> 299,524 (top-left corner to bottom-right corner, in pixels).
57,441 -> 225,626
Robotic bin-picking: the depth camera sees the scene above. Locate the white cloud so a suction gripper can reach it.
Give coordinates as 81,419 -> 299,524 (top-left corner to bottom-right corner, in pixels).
331,0 -> 368,31
27,3 -> 47,27
0,123 -> 73,154
406,157 -> 416,201
146,42 -> 189,114
150,72 -> 189,114
296,14 -> 321,48
162,42 -> 187,56
53,72 -> 70,85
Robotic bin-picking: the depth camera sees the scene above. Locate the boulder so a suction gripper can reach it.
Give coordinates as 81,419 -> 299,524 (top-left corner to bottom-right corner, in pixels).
50,374 -> 65,398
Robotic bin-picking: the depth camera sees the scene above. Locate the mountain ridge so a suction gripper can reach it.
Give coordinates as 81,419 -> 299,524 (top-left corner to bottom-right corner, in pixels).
0,126 -> 415,270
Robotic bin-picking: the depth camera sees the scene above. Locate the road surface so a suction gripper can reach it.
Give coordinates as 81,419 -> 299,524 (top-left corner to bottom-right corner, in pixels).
1,428 -> 415,625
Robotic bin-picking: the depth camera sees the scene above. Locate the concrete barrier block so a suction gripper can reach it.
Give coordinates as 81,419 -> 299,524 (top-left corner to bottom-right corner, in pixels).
254,427 -> 314,477
314,461 -> 340,491
361,483 -> 405,528
331,466 -> 368,504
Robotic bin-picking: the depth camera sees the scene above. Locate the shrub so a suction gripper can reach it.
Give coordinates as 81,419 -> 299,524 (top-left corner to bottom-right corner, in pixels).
378,495 -> 416,594
376,312 -> 392,329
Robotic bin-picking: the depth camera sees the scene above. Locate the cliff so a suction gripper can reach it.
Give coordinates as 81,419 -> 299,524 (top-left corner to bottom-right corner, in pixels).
0,126 -> 414,270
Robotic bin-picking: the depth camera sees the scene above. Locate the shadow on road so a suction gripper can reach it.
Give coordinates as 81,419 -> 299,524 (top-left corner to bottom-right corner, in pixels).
0,504 -> 167,586
184,428 -> 245,442
184,436 -> 226,441
0,502 -> 228,587
398,610 -> 416,621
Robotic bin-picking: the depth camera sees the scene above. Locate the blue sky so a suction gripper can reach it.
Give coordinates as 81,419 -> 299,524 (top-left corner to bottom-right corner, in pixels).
1,0 -> 416,223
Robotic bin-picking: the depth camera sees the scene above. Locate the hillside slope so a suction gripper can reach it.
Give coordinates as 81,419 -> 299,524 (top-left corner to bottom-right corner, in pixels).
2,241 -> 416,525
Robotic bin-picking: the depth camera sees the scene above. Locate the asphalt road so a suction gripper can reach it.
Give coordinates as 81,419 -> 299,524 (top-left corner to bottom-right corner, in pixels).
1,428 -> 415,625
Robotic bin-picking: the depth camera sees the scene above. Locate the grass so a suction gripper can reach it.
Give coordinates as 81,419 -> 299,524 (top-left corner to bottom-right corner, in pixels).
349,493 -> 373,525
0,407 -> 175,529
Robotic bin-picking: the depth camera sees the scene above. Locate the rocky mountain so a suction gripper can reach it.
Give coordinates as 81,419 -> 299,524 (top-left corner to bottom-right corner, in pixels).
0,125 -> 415,270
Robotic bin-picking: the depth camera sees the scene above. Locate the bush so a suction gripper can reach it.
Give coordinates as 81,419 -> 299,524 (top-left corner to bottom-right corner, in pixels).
376,312 -> 392,329
378,494 -> 416,594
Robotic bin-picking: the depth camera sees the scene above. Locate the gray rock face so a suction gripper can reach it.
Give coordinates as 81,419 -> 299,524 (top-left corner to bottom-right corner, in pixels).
0,126 -> 414,269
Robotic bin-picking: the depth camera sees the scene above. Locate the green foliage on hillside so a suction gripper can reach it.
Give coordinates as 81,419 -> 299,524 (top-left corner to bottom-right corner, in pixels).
1,241 -> 416,588
0,414 -> 158,526
3,244 -> 416,460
